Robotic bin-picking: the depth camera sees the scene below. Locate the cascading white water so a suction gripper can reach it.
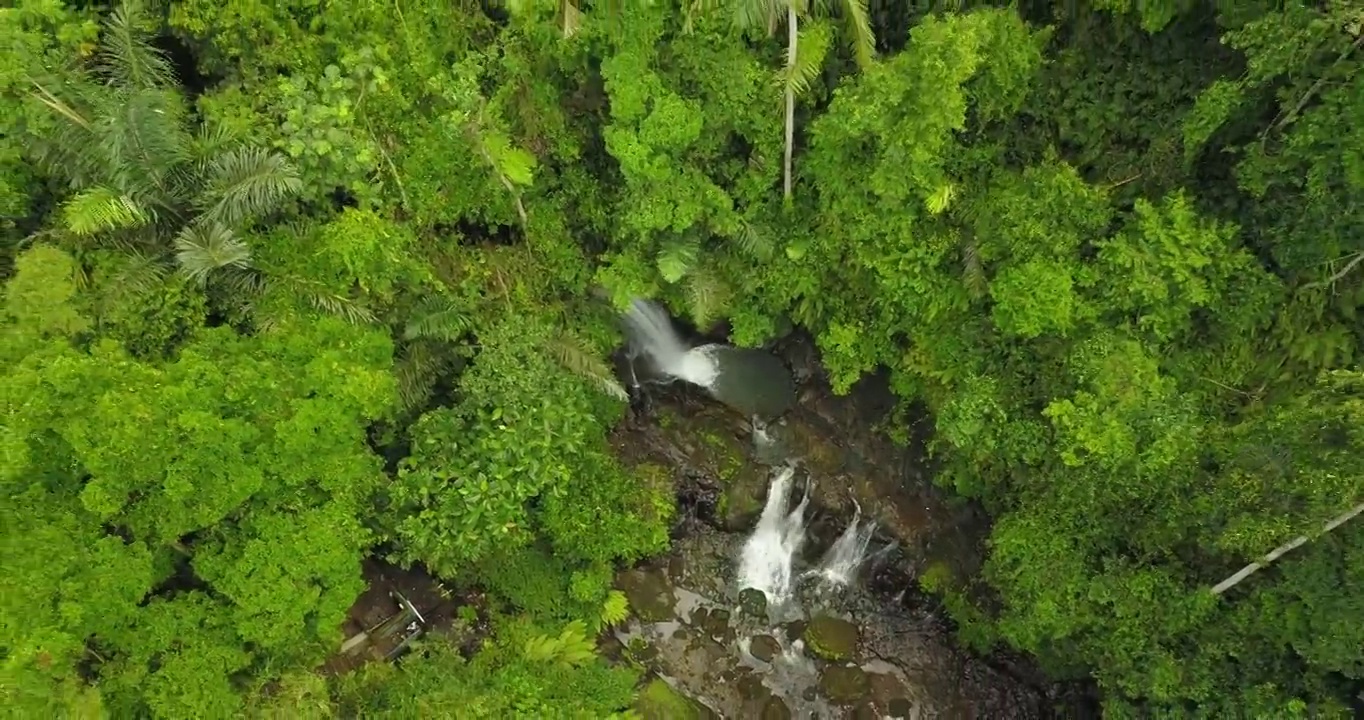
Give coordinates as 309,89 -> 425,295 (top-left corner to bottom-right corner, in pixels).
737,467 -> 809,603
622,298 -> 721,389
806,502 -> 879,589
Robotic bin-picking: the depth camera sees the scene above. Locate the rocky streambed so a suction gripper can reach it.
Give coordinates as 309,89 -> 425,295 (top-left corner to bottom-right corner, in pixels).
607,334 -> 1051,719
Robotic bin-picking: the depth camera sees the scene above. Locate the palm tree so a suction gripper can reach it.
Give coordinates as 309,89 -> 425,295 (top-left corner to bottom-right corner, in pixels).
725,0 -> 876,201
28,0 -> 300,284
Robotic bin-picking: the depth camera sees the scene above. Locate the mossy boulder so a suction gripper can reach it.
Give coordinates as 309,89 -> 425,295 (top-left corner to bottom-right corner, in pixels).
616,567 -> 676,622
738,587 -> 769,618
819,665 -> 871,705
716,464 -> 767,531
803,615 -> 859,661
636,678 -> 713,720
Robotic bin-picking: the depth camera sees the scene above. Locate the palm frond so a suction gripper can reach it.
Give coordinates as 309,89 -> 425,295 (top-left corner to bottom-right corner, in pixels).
777,21 -> 832,98
395,340 -> 454,413
731,0 -> 781,35
100,0 -> 176,90
63,187 -> 150,236
106,88 -> 193,200
198,147 -> 302,227
93,251 -> 170,315
546,330 -> 628,401
173,222 -> 251,283
275,275 -> 378,324
839,0 -> 876,70
961,241 -> 988,301
404,299 -> 473,342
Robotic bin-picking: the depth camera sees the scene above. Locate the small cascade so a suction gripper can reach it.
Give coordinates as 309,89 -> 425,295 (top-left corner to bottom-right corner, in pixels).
806,502 -> 880,590
737,467 -> 810,604
622,298 -> 721,389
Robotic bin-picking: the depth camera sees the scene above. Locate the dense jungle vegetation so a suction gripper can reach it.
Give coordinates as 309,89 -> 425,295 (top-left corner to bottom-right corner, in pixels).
3,0 -> 1362,716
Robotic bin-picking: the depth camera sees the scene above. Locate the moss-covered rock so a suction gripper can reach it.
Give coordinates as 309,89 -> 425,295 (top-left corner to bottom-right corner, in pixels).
616,567 -> 677,623
717,465 -> 767,531
738,587 -> 769,618
636,678 -> 713,719
803,615 -> 859,661
819,665 -> 871,705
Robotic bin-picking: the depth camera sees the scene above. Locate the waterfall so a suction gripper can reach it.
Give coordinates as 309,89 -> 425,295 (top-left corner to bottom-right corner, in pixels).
737,467 -> 810,603
622,298 -> 721,389
806,502 -> 879,589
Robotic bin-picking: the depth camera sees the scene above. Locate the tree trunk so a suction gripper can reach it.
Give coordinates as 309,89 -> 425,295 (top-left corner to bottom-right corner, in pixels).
783,4 -> 798,202
1211,501 -> 1364,596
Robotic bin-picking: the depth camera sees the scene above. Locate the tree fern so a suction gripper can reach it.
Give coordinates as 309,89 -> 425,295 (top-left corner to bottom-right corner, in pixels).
198,147 -> 302,227
546,330 -> 629,401
173,223 -> 251,282
63,187 -> 150,236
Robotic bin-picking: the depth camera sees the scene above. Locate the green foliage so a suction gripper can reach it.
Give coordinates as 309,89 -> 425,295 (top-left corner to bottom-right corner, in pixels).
8,0 -> 1364,716
334,619 -> 638,718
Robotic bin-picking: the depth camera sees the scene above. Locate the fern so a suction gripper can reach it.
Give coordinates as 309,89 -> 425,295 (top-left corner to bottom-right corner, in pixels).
778,21 -> 832,98
63,187 -> 150,236
404,300 -> 473,342
599,590 -> 630,629
926,183 -> 956,215
686,264 -> 733,329
173,223 -> 251,282
199,147 -> 302,227
734,220 -> 775,261
522,620 -> 597,667
656,237 -> 699,283
481,129 -> 537,187
546,331 -> 628,401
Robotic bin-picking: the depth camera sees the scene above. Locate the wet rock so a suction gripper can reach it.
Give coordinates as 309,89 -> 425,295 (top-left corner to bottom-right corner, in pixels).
851,703 -> 880,720
616,567 -> 677,623
636,678 -> 715,720
888,698 -> 914,718
716,465 -> 767,531
803,615 -> 859,661
819,665 -> 871,705
737,673 -> 767,701
760,696 -> 792,720
738,587 -> 769,618
749,634 -> 781,663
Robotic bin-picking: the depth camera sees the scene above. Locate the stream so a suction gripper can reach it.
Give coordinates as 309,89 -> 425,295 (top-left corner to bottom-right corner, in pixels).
609,306 -> 1051,718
